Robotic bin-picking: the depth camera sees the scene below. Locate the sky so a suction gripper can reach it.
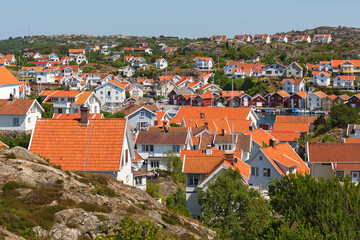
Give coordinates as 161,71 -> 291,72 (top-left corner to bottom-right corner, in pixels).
1,0 -> 360,40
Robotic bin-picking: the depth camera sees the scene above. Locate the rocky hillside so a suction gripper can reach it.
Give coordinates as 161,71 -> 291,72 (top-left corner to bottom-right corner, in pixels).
0,147 -> 216,240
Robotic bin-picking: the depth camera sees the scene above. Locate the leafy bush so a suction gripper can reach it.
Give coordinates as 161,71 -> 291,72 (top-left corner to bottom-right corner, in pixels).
114,216 -> 160,240
77,202 -> 112,213
169,123 -> 180,127
146,182 -> 160,198
161,212 -> 181,225
165,151 -> 185,183
0,134 -> 31,148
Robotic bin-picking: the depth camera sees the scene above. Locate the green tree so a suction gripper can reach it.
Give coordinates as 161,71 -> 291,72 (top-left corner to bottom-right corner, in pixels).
125,91 -> 131,99
268,173 -> 360,239
69,60 -> 78,65
165,151 -> 184,183
114,216 -> 160,240
329,104 -> 358,127
41,103 -> 54,118
279,52 -> 287,63
199,168 -> 270,239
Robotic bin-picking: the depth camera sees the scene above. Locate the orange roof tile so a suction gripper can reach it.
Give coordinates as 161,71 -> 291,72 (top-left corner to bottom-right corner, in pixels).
294,91 -> 308,99
193,57 -> 212,62
338,94 -> 349,101
221,90 -> 244,98
270,132 -> 300,142
192,137 -> 200,145
343,138 -> 360,144
0,66 -> 20,85
332,60 -> 360,68
109,80 -> 128,89
275,90 -> 290,98
262,143 -> 309,176
272,122 -> 310,133
313,91 -> 327,98
327,94 -> 337,100
52,113 -> 103,119
156,112 -> 166,121
339,75 -> 355,81
308,143 -> 360,163
69,49 -> 84,53
312,71 -> 331,77
132,151 -> 143,162
275,115 -> 318,124
0,99 -> 37,115
29,119 -> 127,171
244,128 -> 278,146
71,91 -> 92,105
281,79 -> 304,85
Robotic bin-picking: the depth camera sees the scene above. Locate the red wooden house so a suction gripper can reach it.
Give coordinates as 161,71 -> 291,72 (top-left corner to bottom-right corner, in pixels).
267,90 -> 290,107
195,91 -> 215,107
239,94 -> 252,107
288,91 -> 308,109
168,89 -> 192,105
251,94 -> 266,107
347,93 -> 360,109
178,94 -> 198,106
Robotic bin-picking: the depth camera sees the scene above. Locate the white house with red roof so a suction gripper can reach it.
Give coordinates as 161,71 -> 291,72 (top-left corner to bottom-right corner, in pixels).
132,57 -> 146,69
313,34 -> 331,43
270,35 -> 288,43
253,34 -> 270,43
0,67 -> 21,99
19,81 -> 30,98
307,91 -> 328,109
154,58 -> 168,69
233,35 -> 252,42
198,72 -> 213,84
40,90 -> 101,114
247,142 -> 309,188
193,57 -> 213,70
292,35 -> 311,44
224,61 -> 244,75
34,70 -> 56,84
210,35 -> 226,41
283,61 -> 303,78
59,65 -> 82,77
281,79 -> 305,94
61,76 -> 85,90
182,150 -> 250,218
95,80 -> 127,109
312,71 -> 331,86
69,49 -> 85,57
0,98 -> 43,132
73,52 -> 88,65
232,67 -> 253,78
333,75 -> 355,89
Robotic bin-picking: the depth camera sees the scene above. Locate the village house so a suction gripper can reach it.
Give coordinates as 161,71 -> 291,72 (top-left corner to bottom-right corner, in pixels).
162,47 -> 178,53
154,58 -> 168,69
127,83 -> 144,99
292,35 -> 311,44
270,132 -> 300,148
0,66 -> 20,99
281,79 -> 305,94
288,91 -> 308,109
69,49 -> 85,57
156,80 -> 176,97
95,80 -> 127,109
307,91 -> 328,109
283,61 -> 303,78
118,104 -> 159,130
312,71 -> 331,86
224,61 -> 244,75
333,94 -> 349,105
133,48 -> 152,55
347,93 -> 360,109
186,81 -> 203,93
132,57 -> 147,69
252,34 -> 270,43
193,57 -> 214,70
319,61 -> 332,72
59,65 -> 82,77
232,68 -> 253,78
61,76 -> 85,90
313,34 -> 332,43
251,94 -> 266,107
19,81 -> 31,98
333,75 -> 355,89
210,35 -> 226,42
331,60 -> 360,76
197,83 -> 221,95
233,35 -> 252,42
270,35 -> 288,43
238,93 -> 252,107
0,59 -> 10,66
0,54 -> 16,65
33,70 -> 56,84
40,89 -> 101,114
198,72 -> 213,84
183,150 -> 250,218
195,92 -> 216,107
0,98 -> 43,132
248,142 -> 309,188
47,52 -> 59,62
262,62 -> 285,77
120,66 -> 135,77
29,109 -> 137,187
135,129 -> 189,170
307,142 -> 360,182
323,94 -> 337,111
267,90 -> 290,107
19,66 -> 45,77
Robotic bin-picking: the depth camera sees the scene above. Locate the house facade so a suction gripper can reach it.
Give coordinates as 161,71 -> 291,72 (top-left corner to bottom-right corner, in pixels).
95,80 -> 127,109
154,58 -> 168,69
283,62 -> 303,78
0,66 -> 20,99
333,75 -> 355,89
312,71 -> 331,86
193,57 -> 213,70
262,62 -> 285,77
307,91 -> 327,109
281,79 -> 305,94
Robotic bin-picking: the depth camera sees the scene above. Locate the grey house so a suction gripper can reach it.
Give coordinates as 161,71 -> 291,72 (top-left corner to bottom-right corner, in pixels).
120,104 -> 159,130
283,61 -> 303,78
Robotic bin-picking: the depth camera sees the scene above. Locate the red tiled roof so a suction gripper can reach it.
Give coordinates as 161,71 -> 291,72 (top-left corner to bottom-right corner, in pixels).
109,80 -> 128,89
313,91 -> 327,98
192,137 -> 200,145
52,113 -> 103,119
272,122 -> 310,133
135,131 -> 188,145
71,91 -> 92,105
327,94 -> 337,100
262,143 -> 309,176
132,151 -> 143,162
293,91 -> 308,99
270,132 -> 300,142
275,115 -> 318,124
343,138 -> 360,144
281,79 -> 304,85
274,90 -> 290,98
0,99 -> 37,115
199,72 -> 212,79
29,119 -> 127,171
313,71 -> 331,77
69,49 -> 84,53
308,143 -> 360,163
338,75 -> 355,81
337,94 -> 349,101
0,66 -> 20,85
331,60 -> 360,68
156,112 -> 166,121
244,128 -> 278,146
193,57 -> 212,62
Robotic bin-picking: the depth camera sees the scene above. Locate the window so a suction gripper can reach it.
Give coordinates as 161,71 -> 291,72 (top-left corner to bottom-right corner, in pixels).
115,91 -> 118,94
251,167 -> 259,176
188,174 -> 199,186
143,145 -> 154,152
28,117 -> 31,123
140,111 -> 145,118
172,145 -> 180,153
13,118 -> 19,126
100,91 -> 103,95
263,168 -> 271,177
135,176 -> 142,185
125,149 -> 128,164
259,156 -> 263,160
336,171 -> 344,177
115,97 -> 118,100
107,91 -> 110,96
150,160 -> 159,168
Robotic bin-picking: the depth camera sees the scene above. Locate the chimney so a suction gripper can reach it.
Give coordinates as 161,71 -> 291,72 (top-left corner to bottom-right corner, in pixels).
66,85 -> 71,91
204,121 -> 208,129
164,124 -> 169,133
80,106 -> 89,125
249,126 -> 253,132
224,150 -> 235,163
269,139 -> 276,148
8,94 -> 14,101
154,119 -> 159,126
200,112 -> 205,119
221,128 -> 226,136
130,101 -> 134,107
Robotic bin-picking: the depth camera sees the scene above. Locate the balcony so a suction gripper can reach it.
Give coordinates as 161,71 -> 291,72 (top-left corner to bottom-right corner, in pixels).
53,102 -> 70,108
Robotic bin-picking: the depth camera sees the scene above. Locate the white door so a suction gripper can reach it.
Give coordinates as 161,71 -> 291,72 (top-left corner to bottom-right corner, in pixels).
243,98 -> 248,106
298,99 -> 302,108
352,172 -> 359,182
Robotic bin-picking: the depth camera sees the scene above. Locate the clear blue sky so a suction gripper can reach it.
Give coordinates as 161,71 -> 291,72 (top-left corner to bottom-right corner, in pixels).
2,0 -> 360,40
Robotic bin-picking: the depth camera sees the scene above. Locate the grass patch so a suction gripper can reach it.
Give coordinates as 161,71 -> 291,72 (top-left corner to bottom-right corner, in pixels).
2,181 -> 32,191
94,185 -> 117,197
161,212 -> 181,225
65,222 -> 79,229
55,179 -> 64,185
77,202 -> 112,213
96,214 -> 109,222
